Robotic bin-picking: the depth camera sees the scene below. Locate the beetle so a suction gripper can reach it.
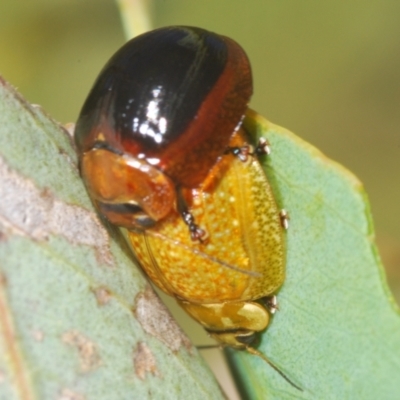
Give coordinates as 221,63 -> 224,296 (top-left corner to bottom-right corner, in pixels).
75,26 -> 300,390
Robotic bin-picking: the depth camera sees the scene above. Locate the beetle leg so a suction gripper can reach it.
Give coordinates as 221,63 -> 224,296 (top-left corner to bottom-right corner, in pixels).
181,210 -> 209,242
225,137 -> 270,163
279,209 -> 290,229
176,188 -> 208,243
254,137 -> 271,156
261,295 -> 279,314
224,144 -> 253,162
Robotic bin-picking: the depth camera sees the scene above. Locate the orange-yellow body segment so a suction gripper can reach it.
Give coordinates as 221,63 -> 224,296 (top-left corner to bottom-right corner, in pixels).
127,127 -> 285,343
81,148 -> 176,227
179,300 -> 270,332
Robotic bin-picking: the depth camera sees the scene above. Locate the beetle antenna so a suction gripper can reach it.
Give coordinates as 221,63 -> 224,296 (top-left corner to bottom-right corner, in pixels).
196,344 -> 220,350
143,230 -> 261,277
245,346 -> 303,392
196,340 -> 302,390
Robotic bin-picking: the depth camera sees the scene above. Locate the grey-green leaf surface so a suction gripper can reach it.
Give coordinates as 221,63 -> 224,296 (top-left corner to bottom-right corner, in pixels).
226,110 -> 400,399
0,77 -> 224,400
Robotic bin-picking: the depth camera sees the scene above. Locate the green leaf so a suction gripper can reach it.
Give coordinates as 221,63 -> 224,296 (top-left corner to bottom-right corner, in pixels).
2,70 -> 398,399
0,77 -> 224,400
226,110 -> 400,399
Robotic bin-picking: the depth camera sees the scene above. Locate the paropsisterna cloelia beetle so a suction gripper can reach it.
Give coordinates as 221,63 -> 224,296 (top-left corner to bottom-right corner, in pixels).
75,26 -> 300,390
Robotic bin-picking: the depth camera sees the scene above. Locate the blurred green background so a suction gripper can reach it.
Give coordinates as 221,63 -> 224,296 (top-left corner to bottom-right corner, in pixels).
1,0 -> 398,297
1,2 -> 398,398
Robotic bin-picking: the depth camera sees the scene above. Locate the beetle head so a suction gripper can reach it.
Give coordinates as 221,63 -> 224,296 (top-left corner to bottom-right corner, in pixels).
80,146 -> 176,230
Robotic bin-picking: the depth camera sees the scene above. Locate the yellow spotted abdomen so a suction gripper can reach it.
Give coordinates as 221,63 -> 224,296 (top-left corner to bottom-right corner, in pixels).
128,129 -> 285,304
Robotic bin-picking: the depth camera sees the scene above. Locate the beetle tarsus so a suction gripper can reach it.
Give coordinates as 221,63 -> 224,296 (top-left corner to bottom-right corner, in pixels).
190,225 -> 208,243
182,210 -> 208,243
255,137 -> 271,156
177,189 -> 208,242
225,145 -> 253,162
279,209 -> 290,230
226,137 -> 270,162
262,295 -> 279,314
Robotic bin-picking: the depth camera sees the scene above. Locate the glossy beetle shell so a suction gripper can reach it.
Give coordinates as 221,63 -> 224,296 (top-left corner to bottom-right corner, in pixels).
75,26 -> 286,355
75,26 -> 252,188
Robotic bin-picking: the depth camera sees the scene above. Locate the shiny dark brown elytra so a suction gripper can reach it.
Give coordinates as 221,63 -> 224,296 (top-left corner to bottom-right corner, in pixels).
75,26 -> 252,188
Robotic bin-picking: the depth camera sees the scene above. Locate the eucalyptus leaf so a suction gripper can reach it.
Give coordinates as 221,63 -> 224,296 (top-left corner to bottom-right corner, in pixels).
2,73 -> 398,399
0,77 -> 224,400
226,110 -> 400,399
